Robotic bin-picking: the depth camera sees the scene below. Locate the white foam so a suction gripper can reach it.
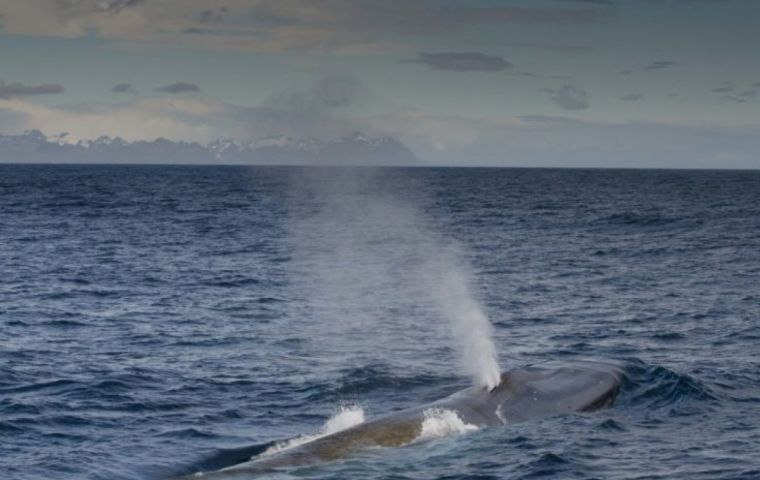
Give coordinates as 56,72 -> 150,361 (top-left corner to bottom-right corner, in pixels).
416,408 -> 478,442
260,405 -> 365,456
322,405 -> 366,435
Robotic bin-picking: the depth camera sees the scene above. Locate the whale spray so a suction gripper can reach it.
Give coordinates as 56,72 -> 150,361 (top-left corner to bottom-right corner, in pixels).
287,168 -> 500,388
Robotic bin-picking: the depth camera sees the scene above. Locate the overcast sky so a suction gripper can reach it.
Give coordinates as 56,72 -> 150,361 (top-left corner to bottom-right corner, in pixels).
1,0 -> 759,168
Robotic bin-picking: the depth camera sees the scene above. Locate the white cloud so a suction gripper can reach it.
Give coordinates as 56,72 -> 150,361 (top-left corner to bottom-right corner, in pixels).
0,98 -> 219,143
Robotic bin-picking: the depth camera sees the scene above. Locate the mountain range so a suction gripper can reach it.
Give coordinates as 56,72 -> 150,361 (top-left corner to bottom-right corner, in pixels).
0,131 -> 421,166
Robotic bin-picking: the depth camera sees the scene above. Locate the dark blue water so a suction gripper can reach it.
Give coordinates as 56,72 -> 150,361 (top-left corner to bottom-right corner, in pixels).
1,165 -> 759,480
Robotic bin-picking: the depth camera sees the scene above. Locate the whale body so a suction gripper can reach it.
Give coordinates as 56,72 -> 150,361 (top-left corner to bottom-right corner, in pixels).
177,360 -> 622,479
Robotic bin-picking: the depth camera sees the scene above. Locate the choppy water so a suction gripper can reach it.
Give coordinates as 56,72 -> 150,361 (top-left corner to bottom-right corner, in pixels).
1,165 -> 759,480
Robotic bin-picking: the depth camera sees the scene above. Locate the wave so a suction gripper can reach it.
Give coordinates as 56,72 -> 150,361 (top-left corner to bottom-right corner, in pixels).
619,360 -> 720,414
261,405 -> 366,456
588,210 -> 711,233
200,277 -> 261,288
165,405 -> 366,477
593,211 -> 683,227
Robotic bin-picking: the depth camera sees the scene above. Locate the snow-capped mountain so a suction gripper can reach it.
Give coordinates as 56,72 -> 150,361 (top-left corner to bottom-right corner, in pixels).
0,130 -> 421,166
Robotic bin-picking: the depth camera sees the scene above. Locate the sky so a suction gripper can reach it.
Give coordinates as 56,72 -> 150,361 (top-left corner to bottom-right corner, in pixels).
0,0 -> 759,168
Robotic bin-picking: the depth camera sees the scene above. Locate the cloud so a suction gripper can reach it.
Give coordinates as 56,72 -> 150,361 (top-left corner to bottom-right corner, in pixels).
558,0 -> 616,5
265,75 -> 361,113
712,83 -> 759,102
100,0 -> 145,14
112,83 -> 137,94
518,114 -> 586,125
155,82 -> 200,94
642,60 -> 679,70
0,76 -> 366,144
198,7 -> 227,23
620,60 -> 681,74
505,71 -> 540,78
720,89 -> 757,104
545,84 -> 590,110
0,1 -> 612,53
0,0 -> 150,38
0,81 -> 65,99
405,52 -> 513,72
0,97 -> 219,143
621,93 -> 643,101
251,75 -> 368,138
506,42 -> 594,54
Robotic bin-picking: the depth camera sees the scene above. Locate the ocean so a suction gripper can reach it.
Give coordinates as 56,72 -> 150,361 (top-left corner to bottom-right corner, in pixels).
1,164 -> 759,479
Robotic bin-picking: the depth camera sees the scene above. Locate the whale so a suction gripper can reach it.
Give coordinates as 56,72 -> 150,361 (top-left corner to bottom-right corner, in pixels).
175,359 -> 622,479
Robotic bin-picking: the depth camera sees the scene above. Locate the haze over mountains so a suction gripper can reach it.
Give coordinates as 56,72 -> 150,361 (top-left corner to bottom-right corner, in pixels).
0,131 -> 421,166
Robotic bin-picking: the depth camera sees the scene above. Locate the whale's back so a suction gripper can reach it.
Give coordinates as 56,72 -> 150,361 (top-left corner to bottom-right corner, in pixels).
493,360 -> 622,423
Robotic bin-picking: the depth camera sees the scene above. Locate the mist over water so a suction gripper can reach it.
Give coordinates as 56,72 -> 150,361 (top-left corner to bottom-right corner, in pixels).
286,168 -> 501,387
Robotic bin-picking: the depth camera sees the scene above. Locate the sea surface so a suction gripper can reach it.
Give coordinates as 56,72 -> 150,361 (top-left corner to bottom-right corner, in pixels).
1,164 -> 759,480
